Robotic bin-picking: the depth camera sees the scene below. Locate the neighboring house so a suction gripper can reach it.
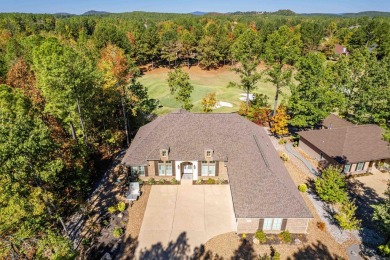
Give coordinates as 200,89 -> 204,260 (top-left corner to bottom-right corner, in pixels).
122,109 -> 312,234
321,113 -> 354,129
334,44 -> 349,56
298,115 -> 390,174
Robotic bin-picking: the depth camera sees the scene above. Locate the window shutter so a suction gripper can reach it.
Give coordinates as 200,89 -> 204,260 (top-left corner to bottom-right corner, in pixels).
198,161 -> 201,175
145,165 -> 148,177
154,161 -> 158,176
171,160 -> 175,176
215,161 -> 219,176
258,219 -> 264,230
281,219 -> 287,230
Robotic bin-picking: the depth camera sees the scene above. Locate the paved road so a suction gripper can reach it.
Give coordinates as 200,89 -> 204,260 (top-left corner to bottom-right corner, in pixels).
136,183 -> 236,258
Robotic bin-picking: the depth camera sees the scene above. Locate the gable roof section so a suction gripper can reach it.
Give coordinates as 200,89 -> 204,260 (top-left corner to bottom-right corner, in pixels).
122,110 -> 312,219
322,114 -> 354,129
298,125 -> 390,163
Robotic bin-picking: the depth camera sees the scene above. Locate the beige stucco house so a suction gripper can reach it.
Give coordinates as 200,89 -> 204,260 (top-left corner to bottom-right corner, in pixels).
122,110 -> 312,234
298,114 -> 390,174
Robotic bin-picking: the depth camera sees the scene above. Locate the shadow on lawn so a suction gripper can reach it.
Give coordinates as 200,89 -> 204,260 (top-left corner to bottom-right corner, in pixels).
122,233 -> 341,260
287,240 -> 341,260
348,179 -> 386,256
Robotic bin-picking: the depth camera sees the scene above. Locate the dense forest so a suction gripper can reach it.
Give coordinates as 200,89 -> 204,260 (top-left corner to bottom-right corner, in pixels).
0,11 -> 389,258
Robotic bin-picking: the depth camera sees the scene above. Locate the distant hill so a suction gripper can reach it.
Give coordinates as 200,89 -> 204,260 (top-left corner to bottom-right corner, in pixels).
190,11 -> 207,16
82,10 -> 110,16
301,11 -> 390,17
342,11 -> 390,17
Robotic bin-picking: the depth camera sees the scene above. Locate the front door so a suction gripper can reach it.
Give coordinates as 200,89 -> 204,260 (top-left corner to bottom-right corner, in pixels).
182,162 -> 193,174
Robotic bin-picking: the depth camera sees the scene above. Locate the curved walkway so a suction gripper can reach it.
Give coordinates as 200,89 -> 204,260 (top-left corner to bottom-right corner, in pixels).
285,143 -> 319,176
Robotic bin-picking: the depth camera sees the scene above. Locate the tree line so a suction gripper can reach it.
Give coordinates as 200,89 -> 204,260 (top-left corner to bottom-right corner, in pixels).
0,11 -> 389,258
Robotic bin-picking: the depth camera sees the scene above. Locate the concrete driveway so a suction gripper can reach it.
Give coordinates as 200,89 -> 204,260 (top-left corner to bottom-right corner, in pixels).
136,184 -> 236,257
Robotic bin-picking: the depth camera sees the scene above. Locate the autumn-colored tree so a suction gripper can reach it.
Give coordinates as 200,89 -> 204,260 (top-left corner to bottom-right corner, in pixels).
270,105 -> 290,136
246,93 -> 271,126
6,57 -> 43,105
98,43 -> 135,146
201,92 -> 217,113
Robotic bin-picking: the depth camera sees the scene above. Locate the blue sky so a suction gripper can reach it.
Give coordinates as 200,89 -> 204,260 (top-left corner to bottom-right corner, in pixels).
0,0 -> 389,14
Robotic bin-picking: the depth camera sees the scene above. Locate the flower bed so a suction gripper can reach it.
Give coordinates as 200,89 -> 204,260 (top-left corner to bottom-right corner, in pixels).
240,232 -> 308,245
141,177 -> 180,185
192,178 -> 229,185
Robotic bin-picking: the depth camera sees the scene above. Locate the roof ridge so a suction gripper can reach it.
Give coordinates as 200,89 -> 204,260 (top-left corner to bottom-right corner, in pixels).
340,126 -> 351,160
245,120 -> 311,217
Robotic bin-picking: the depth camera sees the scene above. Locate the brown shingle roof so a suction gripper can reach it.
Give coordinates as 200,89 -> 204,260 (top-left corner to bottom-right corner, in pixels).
322,114 -> 354,129
122,110 -> 312,219
298,125 -> 390,163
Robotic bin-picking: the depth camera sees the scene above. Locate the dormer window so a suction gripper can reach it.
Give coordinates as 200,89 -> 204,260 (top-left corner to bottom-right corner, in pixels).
160,149 -> 169,161
205,149 -> 213,161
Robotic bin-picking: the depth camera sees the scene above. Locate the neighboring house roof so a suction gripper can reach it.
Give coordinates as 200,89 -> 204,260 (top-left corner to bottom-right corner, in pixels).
122,109 -> 312,219
322,114 -> 354,129
298,125 -> 390,164
334,44 -> 349,55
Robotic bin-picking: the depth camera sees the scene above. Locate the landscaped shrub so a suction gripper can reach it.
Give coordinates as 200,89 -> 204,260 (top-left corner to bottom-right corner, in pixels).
255,230 -> 267,243
138,178 -> 144,185
335,199 -> 361,230
298,184 -> 307,192
147,177 -> 156,185
317,221 -> 326,231
158,179 -> 166,184
270,246 -> 280,260
315,165 -> 347,203
108,206 -> 117,214
379,241 -> 390,256
280,153 -> 289,162
278,138 -> 287,145
171,177 -> 178,184
113,227 -> 124,238
241,233 -> 247,240
206,178 -> 215,184
117,201 -> 126,212
82,238 -> 91,246
278,230 -> 292,243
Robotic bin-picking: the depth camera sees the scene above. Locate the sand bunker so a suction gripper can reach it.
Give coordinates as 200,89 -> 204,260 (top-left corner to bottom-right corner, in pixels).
214,101 -> 233,108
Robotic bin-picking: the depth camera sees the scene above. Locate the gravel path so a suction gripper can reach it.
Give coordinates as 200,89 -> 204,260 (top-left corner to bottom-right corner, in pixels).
286,143 -> 319,176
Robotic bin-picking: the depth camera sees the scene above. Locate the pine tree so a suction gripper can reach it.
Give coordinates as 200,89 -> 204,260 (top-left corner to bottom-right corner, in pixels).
335,199 -> 361,230
315,166 -> 348,204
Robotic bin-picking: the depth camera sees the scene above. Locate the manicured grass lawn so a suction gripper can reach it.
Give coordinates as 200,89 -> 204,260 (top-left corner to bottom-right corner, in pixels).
139,66 -> 290,115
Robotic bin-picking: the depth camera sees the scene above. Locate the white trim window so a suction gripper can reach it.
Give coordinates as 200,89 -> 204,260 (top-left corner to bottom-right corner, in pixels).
343,163 -> 351,173
131,166 -> 145,176
201,161 -> 216,176
166,161 -> 172,176
356,162 -> 364,171
158,161 -> 172,176
272,218 -> 282,230
263,218 -> 283,231
263,218 -> 273,230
